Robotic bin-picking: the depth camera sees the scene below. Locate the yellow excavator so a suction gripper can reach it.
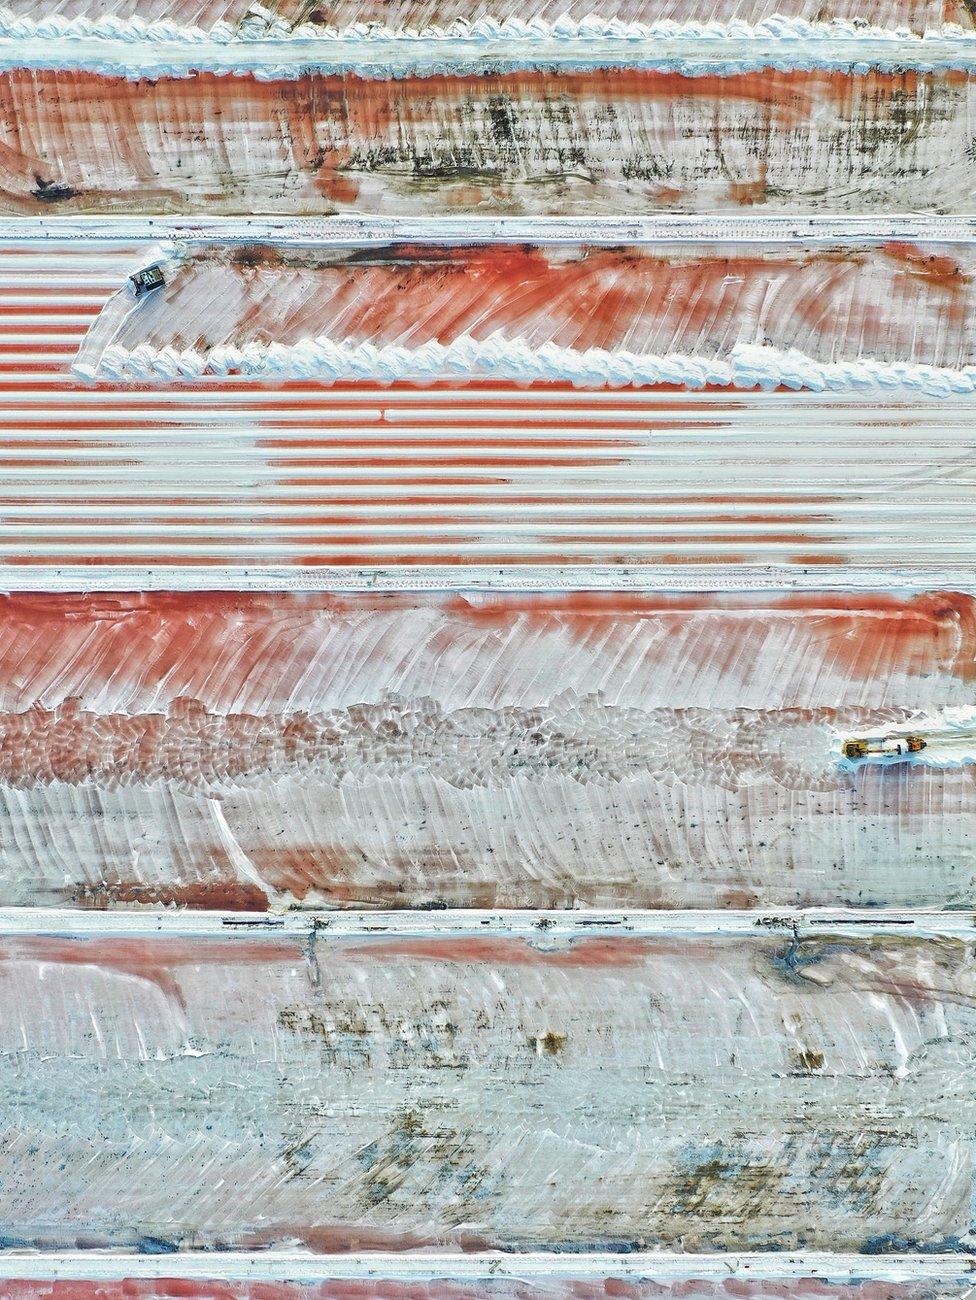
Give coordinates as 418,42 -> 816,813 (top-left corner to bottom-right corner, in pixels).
842,734 -> 927,761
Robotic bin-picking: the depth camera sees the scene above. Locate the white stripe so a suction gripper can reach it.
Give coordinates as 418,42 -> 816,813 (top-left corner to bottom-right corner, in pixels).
4,501 -> 973,517
3,542 -> 974,556
0,905 -> 970,939
4,216 -> 976,245
0,1250 -> 973,1283
4,390 -> 976,417
0,563 -> 969,589
4,522 -> 976,538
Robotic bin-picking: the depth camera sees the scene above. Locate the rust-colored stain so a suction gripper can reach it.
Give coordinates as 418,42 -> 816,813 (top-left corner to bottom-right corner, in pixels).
0,69 -> 971,214
340,936 -> 654,966
2,11 -> 975,1278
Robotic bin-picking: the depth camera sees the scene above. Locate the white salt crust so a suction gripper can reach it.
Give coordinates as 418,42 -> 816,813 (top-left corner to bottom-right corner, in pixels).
1,9 -> 976,74
0,8 -> 968,44
75,337 -> 976,397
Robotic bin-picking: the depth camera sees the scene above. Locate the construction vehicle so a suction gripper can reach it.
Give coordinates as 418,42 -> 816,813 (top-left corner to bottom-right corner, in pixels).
842,734 -> 927,761
129,264 -> 165,296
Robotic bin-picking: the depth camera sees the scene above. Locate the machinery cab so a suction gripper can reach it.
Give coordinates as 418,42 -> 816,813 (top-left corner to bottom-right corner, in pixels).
129,264 -> 166,296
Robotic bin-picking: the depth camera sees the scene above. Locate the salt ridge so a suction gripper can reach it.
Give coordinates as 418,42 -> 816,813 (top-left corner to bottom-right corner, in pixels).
76,337 -> 976,397
1,9 -> 976,75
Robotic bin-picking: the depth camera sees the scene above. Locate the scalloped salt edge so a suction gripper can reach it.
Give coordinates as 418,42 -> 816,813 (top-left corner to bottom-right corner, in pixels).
0,9 -> 976,77
1,9 -> 972,45
74,338 -> 976,397
8,53 -> 971,78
